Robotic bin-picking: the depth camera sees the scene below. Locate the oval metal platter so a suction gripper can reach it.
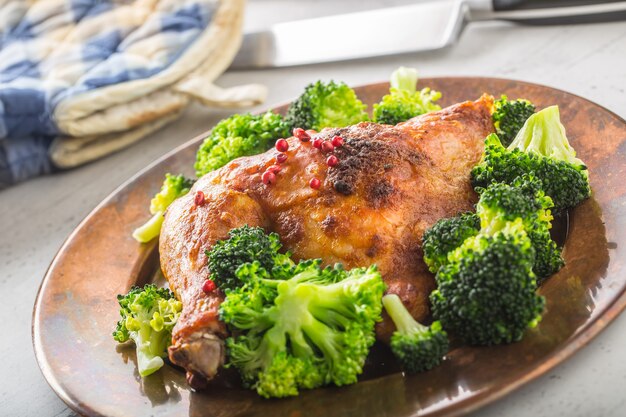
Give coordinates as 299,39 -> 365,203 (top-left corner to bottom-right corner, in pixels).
33,78 -> 626,417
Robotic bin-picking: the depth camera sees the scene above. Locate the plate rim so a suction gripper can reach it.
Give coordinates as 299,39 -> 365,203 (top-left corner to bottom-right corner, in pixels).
32,76 -> 626,417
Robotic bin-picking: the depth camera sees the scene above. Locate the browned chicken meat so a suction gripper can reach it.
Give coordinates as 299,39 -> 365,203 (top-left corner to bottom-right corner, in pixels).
160,94 -> 494,386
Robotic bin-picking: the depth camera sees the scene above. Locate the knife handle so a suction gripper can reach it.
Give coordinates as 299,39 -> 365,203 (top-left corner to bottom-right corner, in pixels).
493,0 -> 625,10
490,0 -> 626,24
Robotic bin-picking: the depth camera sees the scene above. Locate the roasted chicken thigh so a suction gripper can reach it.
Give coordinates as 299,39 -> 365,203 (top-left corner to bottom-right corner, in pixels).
159,95 -> 494,385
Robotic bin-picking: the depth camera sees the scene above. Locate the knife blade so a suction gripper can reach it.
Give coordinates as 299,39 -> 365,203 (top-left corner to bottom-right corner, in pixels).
231,0 -> 466,69
230,0 -> 626,69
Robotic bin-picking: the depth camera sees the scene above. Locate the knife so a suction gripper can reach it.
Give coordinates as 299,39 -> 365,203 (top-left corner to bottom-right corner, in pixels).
231,0 -> 626,69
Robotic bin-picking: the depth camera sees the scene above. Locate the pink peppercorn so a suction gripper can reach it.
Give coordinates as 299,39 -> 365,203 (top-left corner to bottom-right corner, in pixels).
275,138 -> 289,152
293,128 -> 311,142
331,135 -> 344,147
202,280 -> 216,294
321,141 -> 334,153
309,177 -> 321,189
194,191 -> 205,205
267,164 -> 282,173
262,171 -> 277,185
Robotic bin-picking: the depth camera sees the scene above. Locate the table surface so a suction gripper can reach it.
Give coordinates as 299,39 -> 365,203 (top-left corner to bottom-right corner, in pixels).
1,1 -> 625,416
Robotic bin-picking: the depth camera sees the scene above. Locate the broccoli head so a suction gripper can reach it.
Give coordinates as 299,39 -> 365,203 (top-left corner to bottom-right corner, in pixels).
476,176 -> 564,279
492,95 -> 535,146
221,259 -> 385,398
206,225 -> 294,291
430,219 -> 544,345
285,80 -> 369,131
472,106 -> 591,211
382,294 -> 448,373
132,174 -> 195,243
373,67 -> 441,125
195,111 -> 289,177
422,212 -> 480,274
113,284 -> 182,377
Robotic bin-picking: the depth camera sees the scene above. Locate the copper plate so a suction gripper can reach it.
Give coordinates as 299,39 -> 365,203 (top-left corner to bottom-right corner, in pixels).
33,78 -> 626,417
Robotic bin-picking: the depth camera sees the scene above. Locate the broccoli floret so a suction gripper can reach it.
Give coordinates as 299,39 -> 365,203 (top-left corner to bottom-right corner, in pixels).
195,111 -> 289,177
113,284 -> 182,377
221,259 -> 385,398
430,219 -> 544,345
472,106 -> 590,211
132,174 -> 194,243
382,294 -> 448,373
492,95 -> 535,146
476,176 -> 564,279
422,212 -> 480,274
373,67 -> 441,125
285,80 -> 369,131
206,225 -> 294,291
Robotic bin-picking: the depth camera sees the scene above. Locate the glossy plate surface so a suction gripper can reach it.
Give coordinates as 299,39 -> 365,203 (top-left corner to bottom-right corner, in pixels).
33,78 -> 626,417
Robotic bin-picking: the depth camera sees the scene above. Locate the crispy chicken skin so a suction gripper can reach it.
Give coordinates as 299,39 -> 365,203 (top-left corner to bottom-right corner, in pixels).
160,95 -> 494,385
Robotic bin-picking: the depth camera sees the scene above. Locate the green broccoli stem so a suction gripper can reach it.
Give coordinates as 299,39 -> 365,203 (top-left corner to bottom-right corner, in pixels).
390,67 -> 418,93
260,324 -> 288,362
382,294 -> 425,335
132,211 -> 164,243
148,327 -> 170,358
307,270 -> 381,312
302,319 -> 340,359
135,323 -> 166,377
258,278 -> 281,289
259,285 -> 323,363
291,267 -> 325,283
271,275 -> 365,363
509,106 -> 586,170
132,173 -> 193,243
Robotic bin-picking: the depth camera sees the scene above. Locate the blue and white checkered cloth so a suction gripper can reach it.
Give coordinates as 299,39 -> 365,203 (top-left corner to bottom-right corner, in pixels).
0,0 -> 222,189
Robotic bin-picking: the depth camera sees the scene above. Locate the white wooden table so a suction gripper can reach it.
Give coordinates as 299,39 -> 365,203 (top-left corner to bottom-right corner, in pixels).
1,1 -> 625,416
